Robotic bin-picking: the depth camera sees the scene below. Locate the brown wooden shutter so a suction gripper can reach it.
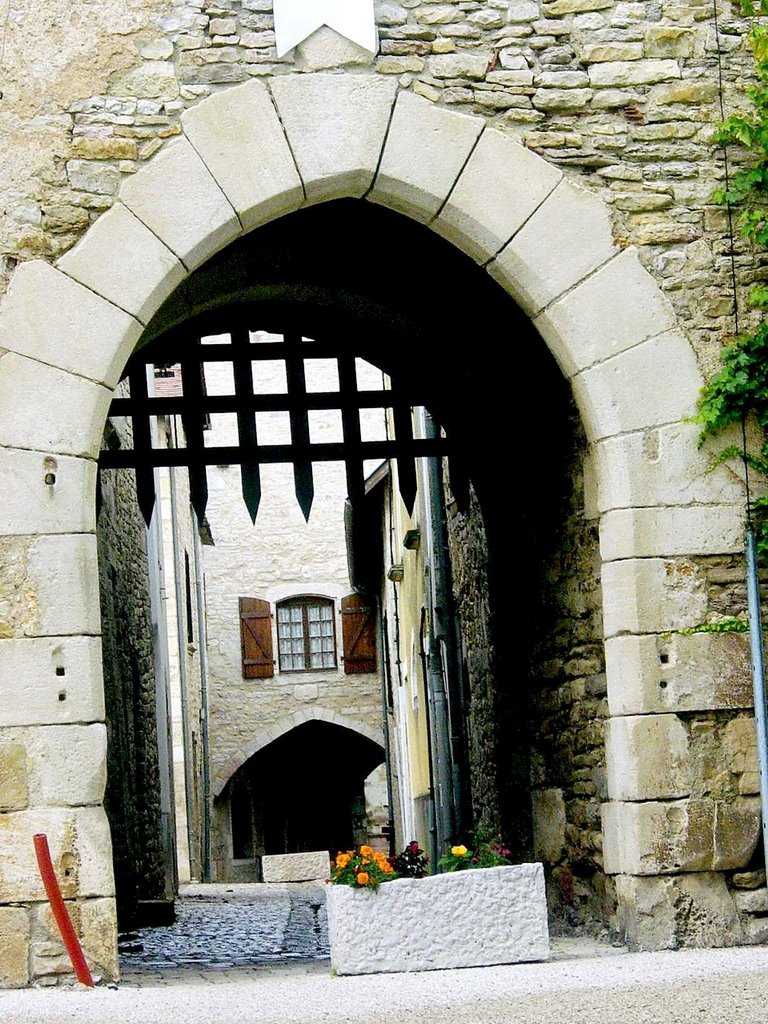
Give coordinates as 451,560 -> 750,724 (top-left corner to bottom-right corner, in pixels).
239,597 -> 274,679
341,593 -> 377,675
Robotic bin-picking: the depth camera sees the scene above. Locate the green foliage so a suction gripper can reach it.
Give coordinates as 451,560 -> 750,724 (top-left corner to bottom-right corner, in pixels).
697,4 -> 768,556
674,617 -> 750,636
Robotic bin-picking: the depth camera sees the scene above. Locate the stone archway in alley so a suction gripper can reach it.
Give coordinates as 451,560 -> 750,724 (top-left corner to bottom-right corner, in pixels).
0,72 -> 753,985
214,719 -> 385,881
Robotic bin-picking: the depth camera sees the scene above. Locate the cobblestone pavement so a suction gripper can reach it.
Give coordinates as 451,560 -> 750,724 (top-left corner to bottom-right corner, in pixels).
120,883 -> 329,974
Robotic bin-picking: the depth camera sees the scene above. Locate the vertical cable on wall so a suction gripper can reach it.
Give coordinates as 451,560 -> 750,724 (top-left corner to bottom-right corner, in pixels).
713,0 -> 768,870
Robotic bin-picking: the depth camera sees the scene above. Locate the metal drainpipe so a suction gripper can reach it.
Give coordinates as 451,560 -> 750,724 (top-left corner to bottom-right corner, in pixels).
421,409 -> 463,854
746,527 -> 768,871
169,417 -> 196,879
192,521 -> 212,882
379,609 -> 397,860
147,375 -> 179,898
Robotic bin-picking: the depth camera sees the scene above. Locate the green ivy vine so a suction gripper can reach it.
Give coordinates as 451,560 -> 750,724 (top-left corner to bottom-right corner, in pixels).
696,0 -> 768,557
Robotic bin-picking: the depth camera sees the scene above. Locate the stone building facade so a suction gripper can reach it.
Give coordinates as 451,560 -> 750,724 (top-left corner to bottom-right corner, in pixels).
0,0 -> 765,987
199,349 -> 389,880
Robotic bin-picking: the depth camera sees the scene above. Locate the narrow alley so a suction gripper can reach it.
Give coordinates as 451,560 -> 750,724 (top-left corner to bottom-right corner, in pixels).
119,884 -> 329,975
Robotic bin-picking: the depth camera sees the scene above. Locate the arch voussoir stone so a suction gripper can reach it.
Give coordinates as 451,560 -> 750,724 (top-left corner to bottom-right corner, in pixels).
488,177 -> 617,317
269,73 -> 398,201
570,329 -> 701,444
433,127 -> 562,264
118,136 -> 241,271
0,351 -> 113,459
57,203 -> 186,326
182,79 -> 304,232
533,247 -> 679,379
0,260 -> 142,388
369,90 -> 483,223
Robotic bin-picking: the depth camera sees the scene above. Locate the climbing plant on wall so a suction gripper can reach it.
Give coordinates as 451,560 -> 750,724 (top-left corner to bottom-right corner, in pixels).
697,0 -> 768,556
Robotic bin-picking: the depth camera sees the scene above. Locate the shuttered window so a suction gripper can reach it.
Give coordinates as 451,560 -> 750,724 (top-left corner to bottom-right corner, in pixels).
341,593 -> 377,675
239,597 -> 274,679
276,597 -> 336,672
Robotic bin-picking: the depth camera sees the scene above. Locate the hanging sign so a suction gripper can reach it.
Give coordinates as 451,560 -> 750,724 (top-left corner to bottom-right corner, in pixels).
273,0 -> 377,57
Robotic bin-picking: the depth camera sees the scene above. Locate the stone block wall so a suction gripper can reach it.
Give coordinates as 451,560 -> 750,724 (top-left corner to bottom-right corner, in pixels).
97,411 -> 168,927
0,0 -> 758,379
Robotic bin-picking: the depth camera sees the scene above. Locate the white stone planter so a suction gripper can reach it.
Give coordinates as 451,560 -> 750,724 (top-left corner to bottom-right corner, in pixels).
326,863 -> 549,975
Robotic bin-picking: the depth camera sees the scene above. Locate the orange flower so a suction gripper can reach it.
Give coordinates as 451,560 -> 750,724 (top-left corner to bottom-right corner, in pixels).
359,845 -> 374,859
356,871 -> 370,886
335,853 -> 351,870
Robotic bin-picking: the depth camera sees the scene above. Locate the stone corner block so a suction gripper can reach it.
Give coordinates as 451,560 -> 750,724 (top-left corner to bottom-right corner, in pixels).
262,850 -> 330,882
0,260 -> 141,389
58,204 -> 186,327
17,724 -> 107,807
605,632 -> 753,717
119,137 -> 241,271
0,448 -> 97,538
489,178 -> 617,317
601,557 -> 708,637
599,505 -> 744,562
0,637 -> 105,727
0,807 -> 115,903
79,898 -> 119,982
370,91 -> 483,223
182,80 -> 304,232
605,714 -> 689,802
327,864 -> 549,974
592,421 -> 749,515
435,128 -> 562,264
0,906 -> 31,987
0,351 -> 112,459
603,797 -> 757,877
614,873 -> 743,951
534,248 -> 678,379
269,74 -> 397,201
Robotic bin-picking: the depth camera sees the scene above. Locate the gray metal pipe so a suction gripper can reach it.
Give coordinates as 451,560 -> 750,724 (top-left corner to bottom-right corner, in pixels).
192,522 -> 212,882
746,527 -> 768,870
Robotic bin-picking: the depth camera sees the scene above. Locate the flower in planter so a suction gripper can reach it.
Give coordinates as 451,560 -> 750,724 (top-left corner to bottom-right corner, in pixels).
330,845 -> 396,890
391,841 -> 429,879
439,831 -> 515,872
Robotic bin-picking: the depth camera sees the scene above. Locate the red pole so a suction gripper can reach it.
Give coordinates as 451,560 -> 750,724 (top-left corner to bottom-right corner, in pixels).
33,833 -> 95,987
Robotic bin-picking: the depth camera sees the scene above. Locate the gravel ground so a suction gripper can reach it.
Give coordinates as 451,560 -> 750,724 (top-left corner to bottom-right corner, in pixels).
2,943 -> 768,1024
4,885 -> 768,1023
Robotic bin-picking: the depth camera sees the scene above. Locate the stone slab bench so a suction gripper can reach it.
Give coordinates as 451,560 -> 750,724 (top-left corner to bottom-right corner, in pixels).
262,851 -> 330,883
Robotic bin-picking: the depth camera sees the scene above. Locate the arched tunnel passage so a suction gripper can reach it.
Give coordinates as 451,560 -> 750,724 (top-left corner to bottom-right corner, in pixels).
100,195 -> 604,938
217,721 -> 386,872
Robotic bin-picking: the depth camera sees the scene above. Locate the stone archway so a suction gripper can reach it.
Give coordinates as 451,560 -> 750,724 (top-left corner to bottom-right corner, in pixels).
215,707 -> 384,799
0,71 -> 749,979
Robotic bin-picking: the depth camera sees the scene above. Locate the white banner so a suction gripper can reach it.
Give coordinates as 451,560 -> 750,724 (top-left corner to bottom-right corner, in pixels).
273,0 -> 377,57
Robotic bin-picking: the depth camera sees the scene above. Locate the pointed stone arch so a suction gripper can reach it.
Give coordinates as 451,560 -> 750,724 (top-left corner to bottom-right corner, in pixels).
215,706 -> 384,799
0,71 -> 749,965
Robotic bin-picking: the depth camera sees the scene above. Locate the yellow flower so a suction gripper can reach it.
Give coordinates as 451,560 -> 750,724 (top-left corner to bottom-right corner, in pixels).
451,844 -> 468,857
356,871 -> 370,886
